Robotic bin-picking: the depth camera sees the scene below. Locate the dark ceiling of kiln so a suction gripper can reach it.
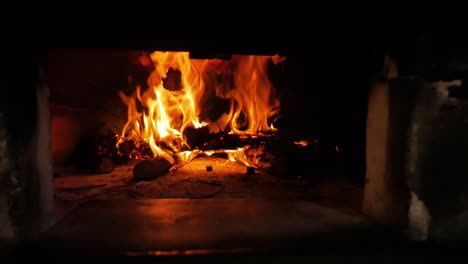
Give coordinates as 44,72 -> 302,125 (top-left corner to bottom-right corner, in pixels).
3,18 -> 464,68
16,22 -> 462,77
40,24 -> 387,56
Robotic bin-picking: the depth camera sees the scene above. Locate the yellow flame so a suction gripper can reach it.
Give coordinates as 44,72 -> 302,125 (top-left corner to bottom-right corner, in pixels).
207,55 -> 280,134
118,51 -> 283,163
226,147 -> 257,168
204,151 -> 214,156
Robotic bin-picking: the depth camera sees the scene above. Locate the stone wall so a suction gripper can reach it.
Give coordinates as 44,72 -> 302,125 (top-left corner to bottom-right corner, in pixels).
363,77 -> 468,244
0,112 -> 16,245
0,52 -> 55,246
363,79 -> 416,233
48,49 -> 133,165
406,80 -> 468,243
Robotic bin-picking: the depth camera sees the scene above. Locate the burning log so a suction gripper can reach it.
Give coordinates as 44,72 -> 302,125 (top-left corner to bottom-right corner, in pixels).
132,157 -> 174,181
184,126 -> 213,149
184,126 -> 280,151
183,127 -> 325,176
118,139 -> 135,156
71,130 -> 132,173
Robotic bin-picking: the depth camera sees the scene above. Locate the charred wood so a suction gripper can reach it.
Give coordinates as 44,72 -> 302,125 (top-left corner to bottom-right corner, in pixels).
118,140 -> 135,156
130,142 -> 153,160
199,133 -> 279,151
184,127 -> 279,151
183,127 -> 340,178
70,130 -> 129,173
184,126 -> 212,149
132,157 -> 174,181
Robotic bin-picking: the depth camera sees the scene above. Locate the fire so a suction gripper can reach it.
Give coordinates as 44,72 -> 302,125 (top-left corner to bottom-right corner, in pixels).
206,55 -> 281,134
118,51 -> 283,165
294,140 -> 310,147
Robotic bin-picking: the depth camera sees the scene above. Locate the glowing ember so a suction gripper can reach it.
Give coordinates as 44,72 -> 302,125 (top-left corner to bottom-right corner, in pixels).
117,51 -> 284,166
294,140 -> 310,147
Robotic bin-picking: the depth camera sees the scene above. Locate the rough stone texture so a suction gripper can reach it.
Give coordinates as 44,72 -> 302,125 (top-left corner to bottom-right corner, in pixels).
1,53 -> 57,245
407,191 -> 430,240
47,50 -> 145,166
47,49 -> 131,110
362,81 -> 413,232
364,76 -> 468,244
43,198 -> 382,254
51,106 -> 96,165
406,80 -> 468,243
0,113 -> 16,243
53,157 -> 364,220
34,79 -> 56,234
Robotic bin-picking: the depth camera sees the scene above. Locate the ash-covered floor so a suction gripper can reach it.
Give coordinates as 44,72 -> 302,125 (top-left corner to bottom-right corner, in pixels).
44,157 -> 385,255
54,157 -> 363,222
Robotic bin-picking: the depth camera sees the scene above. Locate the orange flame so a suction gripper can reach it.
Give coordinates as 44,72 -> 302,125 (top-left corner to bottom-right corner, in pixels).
207,55 -> 281,134
118,51 -> 283,164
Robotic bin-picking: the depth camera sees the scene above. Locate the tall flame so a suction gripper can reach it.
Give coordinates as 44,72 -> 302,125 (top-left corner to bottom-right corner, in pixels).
118,51 -> 282,163
206,55 -> 280,134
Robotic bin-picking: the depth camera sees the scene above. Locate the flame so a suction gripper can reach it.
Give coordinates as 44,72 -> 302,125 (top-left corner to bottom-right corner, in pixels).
118,51 -> 283,164
207,55 -> 281,134
226,147 -> 258,168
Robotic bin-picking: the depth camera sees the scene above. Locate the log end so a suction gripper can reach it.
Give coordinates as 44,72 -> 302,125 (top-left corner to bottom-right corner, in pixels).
132,157 -> 174,181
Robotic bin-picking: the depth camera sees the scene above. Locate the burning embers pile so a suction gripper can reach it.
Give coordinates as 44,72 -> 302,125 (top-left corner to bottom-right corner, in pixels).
93,51 -> 315,180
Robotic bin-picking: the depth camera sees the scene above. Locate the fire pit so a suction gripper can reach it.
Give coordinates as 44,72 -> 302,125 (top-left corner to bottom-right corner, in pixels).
9,26 -> 451,259
48,50 -> 356,193
36,48 -> 374,255
114,52 -> 285,179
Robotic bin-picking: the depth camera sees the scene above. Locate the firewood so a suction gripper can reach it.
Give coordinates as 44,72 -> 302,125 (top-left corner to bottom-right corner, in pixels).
198,133 -> 279,151
183,126 -> 212,148
132,157 -> 174,181
246,166 -> 256,175
118,139 -> 135,155
184,124 -> 283,151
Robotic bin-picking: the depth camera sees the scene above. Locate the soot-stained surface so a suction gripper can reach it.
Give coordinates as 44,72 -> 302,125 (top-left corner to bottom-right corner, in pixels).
45,157 -> 380,256
53,157 -> 363,222
44,197 -> 383,255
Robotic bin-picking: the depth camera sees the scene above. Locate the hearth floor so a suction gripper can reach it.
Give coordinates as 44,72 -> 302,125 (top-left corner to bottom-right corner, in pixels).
43,198 -> 388,256
53,157 -> 364,222
45,157 -> 393,256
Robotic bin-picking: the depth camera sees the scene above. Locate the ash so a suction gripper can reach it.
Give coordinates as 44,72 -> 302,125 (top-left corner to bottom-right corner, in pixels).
54,157 -> 363,222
